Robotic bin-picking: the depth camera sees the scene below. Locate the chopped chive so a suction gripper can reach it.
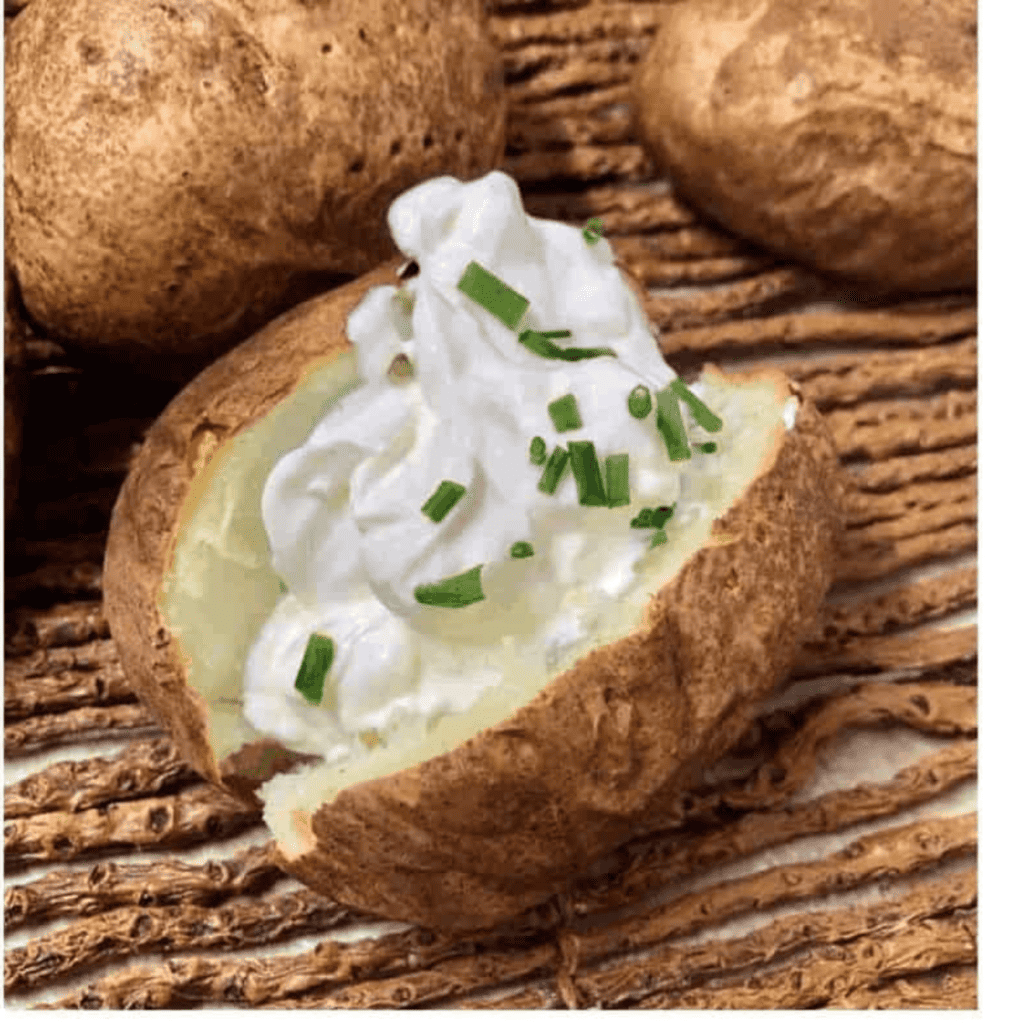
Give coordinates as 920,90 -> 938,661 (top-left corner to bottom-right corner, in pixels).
630,504 -> 676,530
529,436 -> 547,465
650,529 -> 668,549
518,329 -> 616,362
538,445 -> 570,495
698,441 -> 718,454
518,331 -> 563,359
655,387 -> 691,461
279,577 -> 287,594
669,379 -> 724,433
652,504 -> 675,528
456,261 -> 529,330
582,217 -> 605,245
605,453 -> 630,508
548,393 -> 583,432
414,565 -> 485,608
510,541 -> 535,559
627,384 -> 652,419
395,288 -> 414,316
294,633 -> 334,705
557,346 -> 617,362
421,480 -> 467,523
567,440 -> 607,507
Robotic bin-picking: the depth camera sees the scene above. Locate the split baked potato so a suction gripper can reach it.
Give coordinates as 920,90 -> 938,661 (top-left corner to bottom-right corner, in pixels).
104,188 -> 844,931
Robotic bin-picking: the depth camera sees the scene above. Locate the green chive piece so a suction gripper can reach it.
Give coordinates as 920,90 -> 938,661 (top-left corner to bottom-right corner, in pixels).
652,504 -> 675,529
396,288 -> 414,316
279,577 -> 287,594
650,529 -> 668,549
630,504 -> 676,530
421,480 -> 467,523
538,445 -> 570,495
414,565 -> 485,608
518,331 -> 561,359
698,441 -> 718,454
582,217 -> 605,245
294,633 -> 334,705
557,346 -> 617,362
669,379 -> 724,433
627,384 -> 652,419
457,261 -> 529,330
567,441 -> 607,507
510,541 -> 535,559
655,387 -> 691,461
529,436 -> 547,465
519,329 -> 616,362
548,393 -> 583,432
605,453 -> 630,508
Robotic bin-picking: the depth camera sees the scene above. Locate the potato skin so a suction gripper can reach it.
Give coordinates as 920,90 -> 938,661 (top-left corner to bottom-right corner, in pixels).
5,0 -> 506,381
104,259 -> 844,929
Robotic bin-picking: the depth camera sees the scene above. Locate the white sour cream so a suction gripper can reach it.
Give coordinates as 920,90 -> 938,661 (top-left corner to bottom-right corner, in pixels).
242,170 -> 755,759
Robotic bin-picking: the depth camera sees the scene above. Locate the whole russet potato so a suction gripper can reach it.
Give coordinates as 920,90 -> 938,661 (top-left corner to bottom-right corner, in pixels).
103,255 -> 845,930
4,0 -> 506,381
632,0 -> 976,294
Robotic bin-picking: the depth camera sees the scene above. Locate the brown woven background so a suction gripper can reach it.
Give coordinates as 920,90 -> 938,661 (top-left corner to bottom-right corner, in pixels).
4,0 -> 977,1009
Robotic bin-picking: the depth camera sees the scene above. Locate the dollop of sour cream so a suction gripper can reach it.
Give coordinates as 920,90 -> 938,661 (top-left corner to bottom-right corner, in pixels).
243,170 -> 742,760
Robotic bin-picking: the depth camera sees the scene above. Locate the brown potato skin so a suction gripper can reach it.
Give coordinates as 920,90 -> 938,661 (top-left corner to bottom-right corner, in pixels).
104,259 -> 844,930
5,0 -> 506,381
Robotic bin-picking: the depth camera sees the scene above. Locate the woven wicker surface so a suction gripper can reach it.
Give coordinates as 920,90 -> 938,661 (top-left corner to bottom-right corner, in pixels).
4,0 -> 976,1009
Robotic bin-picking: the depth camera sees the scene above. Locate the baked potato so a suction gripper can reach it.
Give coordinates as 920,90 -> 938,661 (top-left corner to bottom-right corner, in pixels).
4,0 -> 506,381
631,0 -> 976,294
103,173 -> 844,930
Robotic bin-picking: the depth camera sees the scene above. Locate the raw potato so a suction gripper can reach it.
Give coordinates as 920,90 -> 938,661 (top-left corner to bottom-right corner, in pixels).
631,0 -> 977,294
104,260 -> 845,930
4,0 -> 506,381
